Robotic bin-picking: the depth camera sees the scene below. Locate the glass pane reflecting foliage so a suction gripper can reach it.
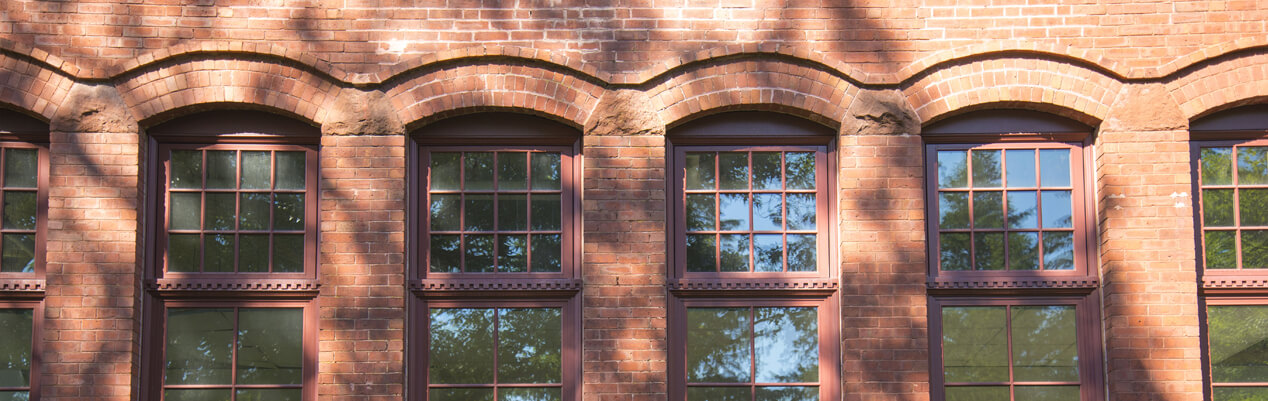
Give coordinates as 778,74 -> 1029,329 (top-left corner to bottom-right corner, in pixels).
941,305 -> 1080,400
0,148 -> 37,273
0,309 -> 32,400
686,307 -> 819,400
428,307 -> 562,400
1196,145 -> 1268,270
427,151 -> 566,274
164,307 -> 303,398
933,146 -> 1077,272
1208,305 -> 1268,400
165,148 -> 310,274
683,151 -> 820,273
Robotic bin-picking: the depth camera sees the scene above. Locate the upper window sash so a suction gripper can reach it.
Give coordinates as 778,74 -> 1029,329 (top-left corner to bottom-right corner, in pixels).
156,143 -> 319,279
1192,140 -> 1268,274
419,145 -> 579,279
925,142 -> 1091,280
672,145 -> 833,279
0,143 -> 46,280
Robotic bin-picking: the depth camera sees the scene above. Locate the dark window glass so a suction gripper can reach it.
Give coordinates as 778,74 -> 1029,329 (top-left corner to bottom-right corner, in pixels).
164,307 -> 303,397
940,304 -> 1080,399
685,307 -> 820,400
428,307 -> 562,398
0,148 -> 38,273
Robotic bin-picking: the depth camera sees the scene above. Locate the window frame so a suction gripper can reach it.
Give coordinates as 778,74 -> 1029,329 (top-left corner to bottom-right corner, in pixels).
148,298 -> 318,401
0,142 -> 48,281
1190,139 -> 1268,276
151,142 -> 320,281
928,295 -> 1105,401
924,141 -> 1096,282
0,299 -> 42,401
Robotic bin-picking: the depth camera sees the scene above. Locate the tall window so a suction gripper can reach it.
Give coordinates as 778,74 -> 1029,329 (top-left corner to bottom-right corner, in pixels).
1192,104 -> 1268,401
0,108 -> 49,401
923,110 -> 1102,401
412,113 -> 583,401
667,112 -> 840,401
143,111 -> 320,401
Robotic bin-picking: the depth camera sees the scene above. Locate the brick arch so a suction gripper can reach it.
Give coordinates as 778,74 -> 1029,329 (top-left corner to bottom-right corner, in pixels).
115,58 -> 337,125
903,57 -> 1121,125
110,42 -> 350,83
1153,38 -> 1268,80
1166,51 -> 1268,120
894,41 -> 1123,84
0,51 -> 77,120
648,60 -> 856,128
386,64 -> 604,130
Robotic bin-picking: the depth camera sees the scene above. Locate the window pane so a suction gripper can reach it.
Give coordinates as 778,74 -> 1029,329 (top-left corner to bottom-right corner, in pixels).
168,234 -> 200,272
239,193 -> 270,230
1005,149 -> 1036,188
1205,231 -> 1237,269
203,234 -> 234,273
274,151 -> 307,190
687,308 -> 751,382
784,152 -> 815,190
204,193 -> 235,231
939,193 -> 969,229
1203,147 -> 1235,185
755,307 -> 818,383
787,234 -> 816,272
718,194 -> 749,231
1041,190 -> 1074,228
718,153 -> 749,190
752,152 -> 782,190
1214,387 -> 1268,401
464,152 -> 495,191
973,192 -> 1003,228
498,308 -> 562,383
1013,386 -> 1081,401
239,151 -> 271,190
0,392 -> 27,401
1039,149 -> 1071,187
971,150 -> 1002,188
529,234 -> 561,273
938,150 -> 968,189
1205,189 -> 1236,227
974,233 -> 1005,271
719,234 -> 750,272
235,389 -> 301,401
756,387 -> 818,401
753,193 -> 783,231
237,234 -> 269,273
169,192 -> 201,231
939,233 -> 971,271
165,308 -> 233,385
686,194 -> 716,231
498,235 -> 527,273
237,308 -> 303,385
0,310 -> 31,387
0,192 -> 33,231
942,306 -> 1008,382
272,234 -> 304,273
530,153 -> 561,190
1041,232 -> 1076,270
272,194 -> 305,231
1008,232 -> 1039,271
1007,191 -> 1038,229
1210,305 -> 1268,383
1,234 -> 34,273
498,152 -> 528,191
688,387 -> 749,401
685,153 -> 716,190
205,150 -> 237,189
786,194 -> 815,231
686,234 -> 717,272
430,234 -> 461,273
430,152 -> 461,191
431,388 -> 494,401
1245,189 -> 1268,226
1244,230 -> 1268,269
1241,147 -> 1268,185
754,234 -> 784,272
465,234 -> 496,273
530,194 -> 561,231
1011,306 -> 1079,382
945,386 -> 1009,401
164,389 -> 231,401
2,149 -> 35,189
429,194 -> 461,231
429,308 -> 495,384
499,194 -> 528,231
170,150 -> 203,189
500,388 -> 561,401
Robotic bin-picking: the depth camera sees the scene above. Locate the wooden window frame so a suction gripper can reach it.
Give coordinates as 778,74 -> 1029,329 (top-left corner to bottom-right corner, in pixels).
1190,139 -> 1268,279
0,141 -> 48,286
928,295 -> 1105,401
924,141 -> 1097,283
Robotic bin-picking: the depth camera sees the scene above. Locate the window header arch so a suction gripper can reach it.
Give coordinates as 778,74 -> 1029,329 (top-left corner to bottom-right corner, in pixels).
146,109 -> 320,143
412,112 -> 581,146
668,111 -> 835,145
924,109 -> 1093,142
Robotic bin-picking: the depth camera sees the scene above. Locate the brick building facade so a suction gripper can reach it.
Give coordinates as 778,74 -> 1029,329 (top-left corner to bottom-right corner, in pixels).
0,1 -> 1266,400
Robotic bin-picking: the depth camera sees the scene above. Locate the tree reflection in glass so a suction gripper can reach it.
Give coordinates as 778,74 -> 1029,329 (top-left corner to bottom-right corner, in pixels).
429,307 -> 562,398
687,307 -> 820,400
164,307 -> 304,397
